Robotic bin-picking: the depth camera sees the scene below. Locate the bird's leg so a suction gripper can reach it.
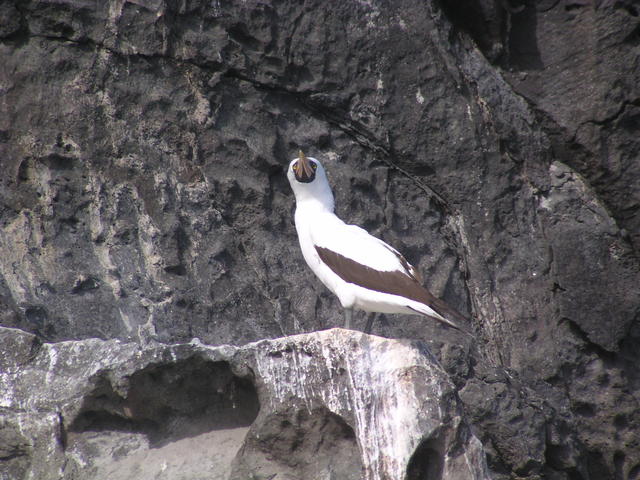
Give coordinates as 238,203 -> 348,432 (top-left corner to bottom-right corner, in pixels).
343,308 -> 353,329
364,313 -> 377,334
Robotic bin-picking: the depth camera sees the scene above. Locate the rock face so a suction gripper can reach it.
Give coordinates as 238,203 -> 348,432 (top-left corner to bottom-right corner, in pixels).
0,326 -> 489,480
1,1 -> 639,479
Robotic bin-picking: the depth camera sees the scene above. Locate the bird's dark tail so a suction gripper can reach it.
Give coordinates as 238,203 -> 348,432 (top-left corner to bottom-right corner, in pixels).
407,302 -> 473,336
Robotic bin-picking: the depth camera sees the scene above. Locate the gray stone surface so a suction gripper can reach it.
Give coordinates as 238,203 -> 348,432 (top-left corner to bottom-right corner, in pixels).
0,326 -> 489,480
1,0 -> 639,479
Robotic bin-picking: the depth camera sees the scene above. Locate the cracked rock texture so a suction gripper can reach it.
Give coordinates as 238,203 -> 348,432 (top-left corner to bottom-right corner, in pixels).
0,0 -> 639,479
0,326 -> 489,480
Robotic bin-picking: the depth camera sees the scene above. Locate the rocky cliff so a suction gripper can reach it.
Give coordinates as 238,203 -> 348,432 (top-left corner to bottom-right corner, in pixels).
1,0 -> 639,479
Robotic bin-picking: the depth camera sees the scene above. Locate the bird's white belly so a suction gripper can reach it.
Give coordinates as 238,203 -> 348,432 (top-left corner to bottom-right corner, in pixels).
350,284 -> 416,314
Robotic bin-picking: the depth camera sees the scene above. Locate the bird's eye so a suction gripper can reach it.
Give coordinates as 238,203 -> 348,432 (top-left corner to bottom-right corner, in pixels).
312,163 -> 317,170
293,163 -> 298,171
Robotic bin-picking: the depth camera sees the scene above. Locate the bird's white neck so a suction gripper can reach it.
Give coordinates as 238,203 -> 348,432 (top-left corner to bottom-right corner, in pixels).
295,194 -> 335,213
291,181 -> 335,213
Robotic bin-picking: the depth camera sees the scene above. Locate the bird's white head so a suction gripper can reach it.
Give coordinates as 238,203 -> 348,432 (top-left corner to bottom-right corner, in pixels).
287,151 -> 335,211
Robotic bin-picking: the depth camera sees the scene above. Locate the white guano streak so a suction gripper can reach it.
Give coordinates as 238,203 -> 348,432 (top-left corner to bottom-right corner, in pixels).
345,343 -> 428,480
254,332 -> 436,480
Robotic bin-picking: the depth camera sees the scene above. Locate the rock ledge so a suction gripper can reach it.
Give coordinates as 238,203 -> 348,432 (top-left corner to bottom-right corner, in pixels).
0,326 -> 488,480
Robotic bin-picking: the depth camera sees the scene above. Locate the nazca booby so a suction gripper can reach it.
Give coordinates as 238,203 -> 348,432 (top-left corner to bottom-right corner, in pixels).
287,151 -> 467,332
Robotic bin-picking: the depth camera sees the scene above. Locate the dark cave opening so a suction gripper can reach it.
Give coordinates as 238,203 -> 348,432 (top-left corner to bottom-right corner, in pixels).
406,437 -> 445,480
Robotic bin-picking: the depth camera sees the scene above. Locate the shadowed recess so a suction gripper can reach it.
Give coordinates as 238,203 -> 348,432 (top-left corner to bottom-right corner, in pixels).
406,436 -> 445,480
69,356 -> 260,447
230,408 -> 362,480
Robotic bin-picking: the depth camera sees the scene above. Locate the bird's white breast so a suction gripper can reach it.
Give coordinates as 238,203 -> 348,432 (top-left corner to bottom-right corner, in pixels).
294,206 -> 358,308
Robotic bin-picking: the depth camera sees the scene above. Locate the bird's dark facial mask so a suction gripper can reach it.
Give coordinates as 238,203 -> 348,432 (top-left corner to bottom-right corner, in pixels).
293,152 -> 317,183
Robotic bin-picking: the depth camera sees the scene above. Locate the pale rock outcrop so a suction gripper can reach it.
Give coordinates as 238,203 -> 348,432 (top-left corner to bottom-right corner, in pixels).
0,326 -> 489,480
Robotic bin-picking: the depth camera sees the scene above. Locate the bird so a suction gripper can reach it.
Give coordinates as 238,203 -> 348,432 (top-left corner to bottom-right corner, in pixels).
286,150 -> 469,333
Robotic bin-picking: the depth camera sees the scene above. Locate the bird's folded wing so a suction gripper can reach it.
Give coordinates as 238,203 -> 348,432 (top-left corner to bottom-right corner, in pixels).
310,221 -> 410,275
